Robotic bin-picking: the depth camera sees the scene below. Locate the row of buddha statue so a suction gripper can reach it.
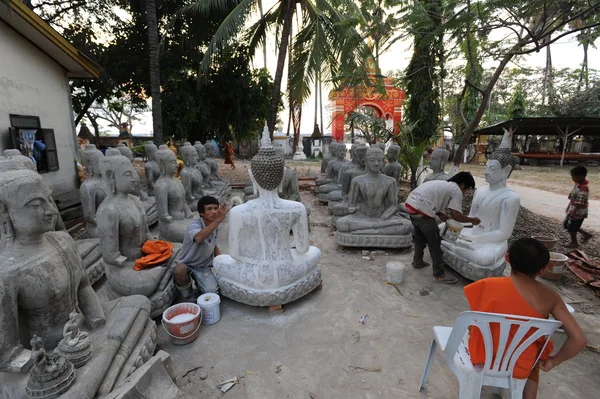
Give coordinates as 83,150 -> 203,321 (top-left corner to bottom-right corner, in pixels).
315,141 -> 412,249
0,152 -> 168,398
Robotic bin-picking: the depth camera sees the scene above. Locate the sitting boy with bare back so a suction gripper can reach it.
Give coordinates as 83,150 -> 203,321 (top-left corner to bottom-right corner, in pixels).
464,238 -> 587,399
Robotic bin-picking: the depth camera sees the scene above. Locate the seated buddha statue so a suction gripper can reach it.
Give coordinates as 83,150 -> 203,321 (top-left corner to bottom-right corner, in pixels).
0,169 -> 160,399
329,143 -> 368,217
96,155 -> 177,316
316,143 -> 351,202
383,143 -> 402,184
422,146 -> 450,184
334,147 -> 412,249
1,154 -> 105,285
193,141 -> 212,186
315,142 -> 339,187
440,134 -> 520,280
203,140 -> 231,200
179,144 -> 205,212
214,130 -> 321,307
115,143 -> 158,225
80,144 -> 107,238
144,142 -> 161,196
326,143 -> 361,203
153,146 -> 194,243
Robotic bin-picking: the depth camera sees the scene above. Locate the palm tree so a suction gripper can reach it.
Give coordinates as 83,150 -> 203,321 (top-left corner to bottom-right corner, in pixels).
177,0 -> 372,139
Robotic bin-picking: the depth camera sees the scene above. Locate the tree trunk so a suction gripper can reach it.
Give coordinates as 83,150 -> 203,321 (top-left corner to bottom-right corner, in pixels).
266,0 -> 295,139
319,72 -> 324,136
452,47 -> 519,167
578,41 -> 589,92
87,112 -> 101,143
145,0 -> 163,146
259,0 -> 267,69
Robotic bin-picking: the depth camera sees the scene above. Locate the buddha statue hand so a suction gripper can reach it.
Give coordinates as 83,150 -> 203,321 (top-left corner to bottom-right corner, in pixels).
115,255 -> 127,266
348,206 -> 357,214
159,214 -> 173,222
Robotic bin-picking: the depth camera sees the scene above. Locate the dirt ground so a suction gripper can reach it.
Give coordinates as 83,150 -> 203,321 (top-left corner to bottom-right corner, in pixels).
154,190 -> 600,399
462,164 -> 600,201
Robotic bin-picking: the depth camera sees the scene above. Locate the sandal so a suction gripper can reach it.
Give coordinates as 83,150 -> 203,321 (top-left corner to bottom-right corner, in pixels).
433,274 -> 458,284
412,261 -> 430,269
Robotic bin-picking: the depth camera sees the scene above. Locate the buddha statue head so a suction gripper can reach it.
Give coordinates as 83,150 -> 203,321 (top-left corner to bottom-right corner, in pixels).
250,129 -> 285,191
144,142 -> 158,161
1,150 -> 36,171
429,147 -> 450,173
336,142 -> 346,160
350,143 -> 359,162
181,145 -> 199,167
83,144 -> 104,178
204,141 -> 216,157
117,143 -> 134,163
486,130 -> 518,184
0,169 -> 57,245
355,144 -> 368,167
99,155 -> 140,196
105,147 -> 121,157
386,143 -> 400,163
155,145 -> 179,177
194,141 -> 207,161
377,142 -> 386,153
365,147 -> 385,173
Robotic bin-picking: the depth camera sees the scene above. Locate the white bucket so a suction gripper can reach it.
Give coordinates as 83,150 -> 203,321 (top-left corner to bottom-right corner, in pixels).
197,293 -> 221,324
386,262 -> 405,284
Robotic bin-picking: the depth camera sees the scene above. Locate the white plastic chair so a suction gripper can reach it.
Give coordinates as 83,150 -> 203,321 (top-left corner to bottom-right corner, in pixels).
418,311 -> 562,399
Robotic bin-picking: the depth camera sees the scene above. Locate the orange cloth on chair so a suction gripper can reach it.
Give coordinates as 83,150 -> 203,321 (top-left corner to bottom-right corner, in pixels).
134,240 -> 174,271
463,277 -> 554,380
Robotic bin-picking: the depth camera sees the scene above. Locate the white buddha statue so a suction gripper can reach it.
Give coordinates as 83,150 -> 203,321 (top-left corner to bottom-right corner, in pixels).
440,131 -> 520,280
214,129 -> 321,307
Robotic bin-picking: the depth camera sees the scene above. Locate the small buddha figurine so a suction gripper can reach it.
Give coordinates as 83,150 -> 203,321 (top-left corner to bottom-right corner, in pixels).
56,310 -> 93,368
26,335 -> 76,398
422,147 -> 450,183
179,144 -> 205,212
441,130 -> 520,280
334,147 -> 412,248
80,144 -> 107,238
383,143 -> 402,184
193,141 -> 212,186
96,154 -> 177,315
154,146 -> 194,243
0,167 -> 163,398
214,129 -> 321,307
63,310 -> 89,346
330,143 -> 368,216
144,142 -> 161,196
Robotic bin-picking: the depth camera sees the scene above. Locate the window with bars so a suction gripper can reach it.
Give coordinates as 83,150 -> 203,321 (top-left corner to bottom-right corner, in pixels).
8,114 -> 59,173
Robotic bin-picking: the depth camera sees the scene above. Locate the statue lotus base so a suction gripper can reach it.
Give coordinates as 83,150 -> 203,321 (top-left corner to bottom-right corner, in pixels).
217,268 -> 322,307
25,357 -> 76,399
334,231 -> 412,249
56,340 -> 93,369
441,249 -> 506,281
317,193 -> 331,204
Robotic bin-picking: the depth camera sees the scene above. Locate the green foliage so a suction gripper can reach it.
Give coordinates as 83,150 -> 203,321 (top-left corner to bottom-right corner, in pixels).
397,121 -> 439,189
558,85 -> 600,117
345,107 -> 390,144
508,85 -> 527,119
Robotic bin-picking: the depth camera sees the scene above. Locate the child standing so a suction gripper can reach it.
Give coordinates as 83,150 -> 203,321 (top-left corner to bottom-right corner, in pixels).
464,238 -> 587,399
565,166 -> 593,247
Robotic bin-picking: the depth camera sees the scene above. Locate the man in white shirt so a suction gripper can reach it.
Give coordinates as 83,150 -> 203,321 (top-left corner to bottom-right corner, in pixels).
405,172 -> 481,284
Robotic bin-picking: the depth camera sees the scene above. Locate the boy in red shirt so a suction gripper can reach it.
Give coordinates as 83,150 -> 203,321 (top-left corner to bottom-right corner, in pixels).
464,238 -> 587,398
565,166 -> 593,247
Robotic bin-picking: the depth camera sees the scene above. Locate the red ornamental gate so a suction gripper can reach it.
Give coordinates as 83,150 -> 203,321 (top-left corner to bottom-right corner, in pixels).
330,77 -> 405,142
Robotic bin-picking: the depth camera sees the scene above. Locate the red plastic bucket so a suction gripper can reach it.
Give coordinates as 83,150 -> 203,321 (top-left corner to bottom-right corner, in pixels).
161,303 -> 202,345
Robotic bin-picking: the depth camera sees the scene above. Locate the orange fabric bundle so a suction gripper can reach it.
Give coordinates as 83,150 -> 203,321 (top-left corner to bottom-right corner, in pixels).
134,240 -> 174,271
464,277 -> 554,379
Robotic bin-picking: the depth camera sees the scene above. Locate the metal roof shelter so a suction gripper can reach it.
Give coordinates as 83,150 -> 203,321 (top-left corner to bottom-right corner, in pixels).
474,117 -> 600,166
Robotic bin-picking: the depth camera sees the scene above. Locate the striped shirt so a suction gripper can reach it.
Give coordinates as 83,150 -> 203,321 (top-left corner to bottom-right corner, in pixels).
567,180 -> 589,219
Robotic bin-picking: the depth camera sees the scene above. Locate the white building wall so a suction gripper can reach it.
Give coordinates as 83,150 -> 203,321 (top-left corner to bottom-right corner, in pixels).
0,22 -> 78,195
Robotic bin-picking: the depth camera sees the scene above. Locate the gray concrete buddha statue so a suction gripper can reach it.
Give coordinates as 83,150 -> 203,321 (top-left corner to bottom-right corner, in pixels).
316,142 -> 350,202
214,130 -> 321,307
180,144 -> 205,212
326,143 -> 366,204
441,131 -> 520,280
80,144 -> 107,238
96,155 -> 177,316
329,143 -> 368,217
0,168 -> 160,398
316,142 -> 338,187
422,146 -> 450,183
202,141 -> 231,201
144,142 -> 161,196
193,141 -> 212,186
154,145 -> 194,243
112,144 -> 158,226
383,143 -> 402,184
1,153 -> 105,285
334,147 -> 412,248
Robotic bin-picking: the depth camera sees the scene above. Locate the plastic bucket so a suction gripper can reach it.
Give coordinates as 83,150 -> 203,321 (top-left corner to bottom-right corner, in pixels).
442,220 -> 464,242
386,262 -> 405,284
541,252 -> 569,281
197,293 -> 221,325
532,236 -> 559,250
161,303 -> 202,345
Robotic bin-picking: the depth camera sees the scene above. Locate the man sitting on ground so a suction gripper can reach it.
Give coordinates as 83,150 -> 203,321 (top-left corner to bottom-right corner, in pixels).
464,238 -> 587,399
174,196 -> 229,301
405,172 -> 481,284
